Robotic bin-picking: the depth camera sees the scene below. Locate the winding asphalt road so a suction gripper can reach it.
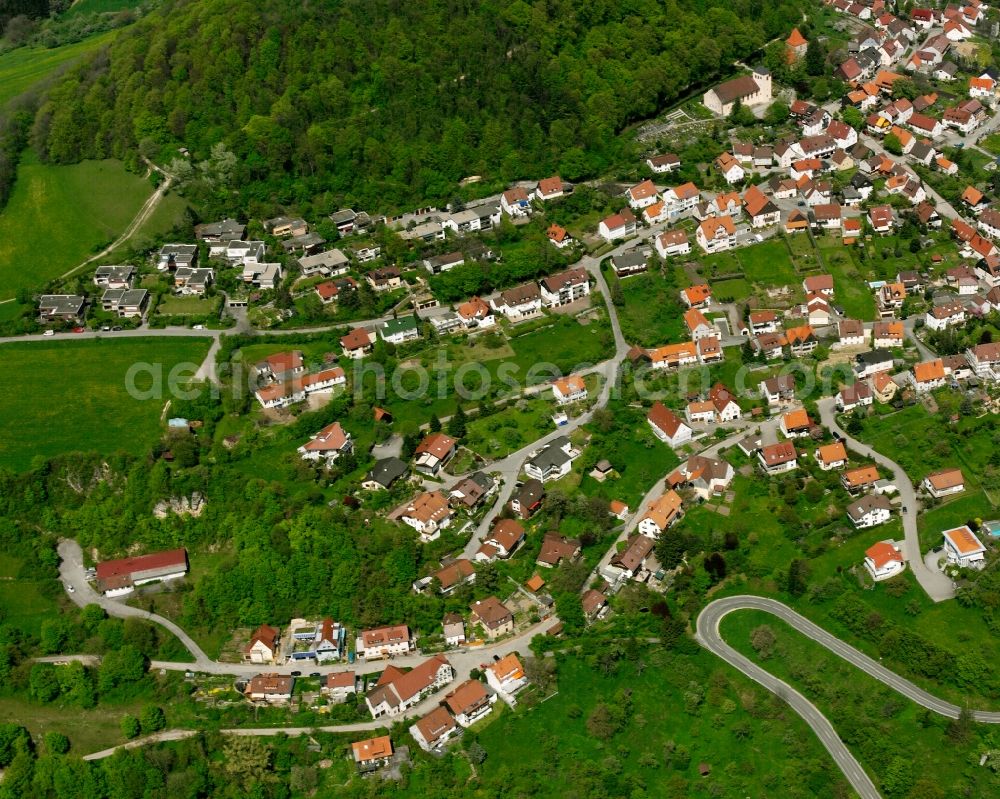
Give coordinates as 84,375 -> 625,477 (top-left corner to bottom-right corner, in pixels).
816,398 -> 954,602
697,596 -> 1000,799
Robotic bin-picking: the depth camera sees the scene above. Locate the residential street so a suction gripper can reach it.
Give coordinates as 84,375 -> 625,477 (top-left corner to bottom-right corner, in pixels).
817,397 -> 955,601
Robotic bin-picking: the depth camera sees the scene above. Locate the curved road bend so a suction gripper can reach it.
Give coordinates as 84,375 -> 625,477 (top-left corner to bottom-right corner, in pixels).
697,596 -> 1000,799
816,398 -> 954,602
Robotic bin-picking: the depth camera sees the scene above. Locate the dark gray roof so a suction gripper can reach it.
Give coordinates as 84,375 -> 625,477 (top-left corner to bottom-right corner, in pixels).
367,457 -> 408,487
847,494 -> 892,521
856,349 -> 894,366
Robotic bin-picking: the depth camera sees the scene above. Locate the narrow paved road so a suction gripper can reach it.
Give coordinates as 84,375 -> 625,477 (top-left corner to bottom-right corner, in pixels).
59,538 -> 551,675
816,398 -> 954,601
59,540 -> 213,666
697,595 -> 1000,799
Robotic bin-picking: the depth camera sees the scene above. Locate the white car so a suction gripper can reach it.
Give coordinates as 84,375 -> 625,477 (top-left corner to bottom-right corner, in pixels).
43,330 -> 55,336
192,325 -> 204,330
65,584 -> 75,593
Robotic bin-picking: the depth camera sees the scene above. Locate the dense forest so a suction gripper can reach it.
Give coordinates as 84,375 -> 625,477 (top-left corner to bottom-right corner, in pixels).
24,0 -> 808,214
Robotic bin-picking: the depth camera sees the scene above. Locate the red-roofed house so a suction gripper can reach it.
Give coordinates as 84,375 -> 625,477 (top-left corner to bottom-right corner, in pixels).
864,540 -> 906,580
647,402 -> 692,447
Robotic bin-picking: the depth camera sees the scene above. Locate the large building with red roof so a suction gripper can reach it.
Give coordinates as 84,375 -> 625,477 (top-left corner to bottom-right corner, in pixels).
95,548 -> 189,596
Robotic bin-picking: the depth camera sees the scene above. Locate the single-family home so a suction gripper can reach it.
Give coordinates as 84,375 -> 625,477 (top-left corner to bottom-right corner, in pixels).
667,454 -> 735,499
655,229 -> 691,258
863,539 -> 905,577
637,490 -> 684,538
400,491 -> 454,541
715,153 -> 745,184
838,382 -> 873,412
872,321 -> 904,349
476,519 -> 525,563
298,421 -> 353,462
849,494 -> 894,528
815,441 -> 848,470
352,736 -> 394,772
647,153 -> 681,173
762,375 -> 796,405
444,679 -> 497,727
324,672 -> 357,702
535,533 -> 581,568
696,216 -> 737,253
923,468 -> 964,498
647,402 -> 693,447
524,437 -> 575,482
243,624 -> 280,664
553,375 -> 587,404
380,315 -> 420,344
627,179 -> 659,209
415,432 -> 458,475
680,284 -> 712,308
491,282 -> 542,318
759,442 -> 798,474
943,525 -> 987,569
486,653 -> 527,696
510,479 -> 545,519
868,205 -> 896,234
966,342 -> 1000,380
470,597 -> 514,639
780,409 -> 812,438
838,319 -> 867,348
501,187 -> 531,217
911,359 -> 947,392
842,465 -> 880,495
356,625 -> 414,660
245,674 -> 294,704
598,208 -> 638,242
925,300 -> 966,331
366,266 -> 403,293
410,706 -> 460,752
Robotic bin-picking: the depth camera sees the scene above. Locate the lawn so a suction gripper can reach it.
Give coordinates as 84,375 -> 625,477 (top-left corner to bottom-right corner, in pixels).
0,32 -> 116,108
710,277 -> 751,301
734,239 -> 798,286
465,398 -> 556,459
611,267 -> 687,347
0,152 -> 156,300
157,295 -> 216,316
65,0 -> 145,14
475,650 -> 851,798
815,235 -> 876,320
0,573 -> 63,638
0,695 -> 151,756
720,610 -> 1000,797
0,337 -> 211,470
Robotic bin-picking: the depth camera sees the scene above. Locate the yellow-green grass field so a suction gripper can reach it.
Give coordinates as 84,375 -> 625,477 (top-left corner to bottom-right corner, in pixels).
0,152 -> 156,300
0,337 -> 211,470
0,32 -> 116,108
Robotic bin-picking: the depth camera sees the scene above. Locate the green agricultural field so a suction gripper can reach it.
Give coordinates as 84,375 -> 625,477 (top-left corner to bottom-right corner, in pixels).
0,337 -> 211,470
475,650 -> 851,798
0,32 -> 116,108
720,610 -> 1000,796
0,152 -> 156,300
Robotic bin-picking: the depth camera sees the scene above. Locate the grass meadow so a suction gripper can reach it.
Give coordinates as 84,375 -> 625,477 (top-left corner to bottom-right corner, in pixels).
0,32 -> 116,108
0,337 -> 211,470
0,152 -> 155,300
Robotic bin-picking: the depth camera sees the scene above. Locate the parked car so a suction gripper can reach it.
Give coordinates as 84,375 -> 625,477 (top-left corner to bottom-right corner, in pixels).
290,670 -> 302,677
72,326 -> 86,333
43,330 -> 55,336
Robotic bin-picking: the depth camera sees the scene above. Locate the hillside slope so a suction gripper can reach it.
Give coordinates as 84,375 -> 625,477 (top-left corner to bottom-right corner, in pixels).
29,0 -> 805,211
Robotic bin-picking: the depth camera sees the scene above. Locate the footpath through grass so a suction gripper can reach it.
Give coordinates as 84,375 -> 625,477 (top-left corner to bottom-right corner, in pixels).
0,152 -> 155,300
0,337 -> 211,470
